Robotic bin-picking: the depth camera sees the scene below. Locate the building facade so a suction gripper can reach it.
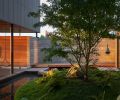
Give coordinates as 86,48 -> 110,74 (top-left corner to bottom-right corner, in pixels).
0,36 -> 119,68
38,37 -> 120,68
0,0 -> 40,69
0,0 -> 40,33
0,36 -> 39,67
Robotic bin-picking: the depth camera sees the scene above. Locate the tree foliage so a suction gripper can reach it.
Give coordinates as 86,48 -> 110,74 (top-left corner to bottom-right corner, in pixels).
32,0 -> 120,80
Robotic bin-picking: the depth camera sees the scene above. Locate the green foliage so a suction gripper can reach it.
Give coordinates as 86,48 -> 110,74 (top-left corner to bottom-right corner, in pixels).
30,0 -> 120,80
38,0 -> 120,80
39,35 -> 46,39
101,31 -> 116,38
42,47 -> 68,62
39,0 -> 120,32
15,69 -> 120,100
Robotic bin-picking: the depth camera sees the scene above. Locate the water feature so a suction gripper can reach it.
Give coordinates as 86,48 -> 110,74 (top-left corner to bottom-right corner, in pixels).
0,72 -> 40,100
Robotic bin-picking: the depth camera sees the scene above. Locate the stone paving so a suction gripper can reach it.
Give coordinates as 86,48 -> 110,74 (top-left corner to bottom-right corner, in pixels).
0,67 -> 24,79
0,67 -> 48,79
98,67 -> 120,71
0,66 -> 119,80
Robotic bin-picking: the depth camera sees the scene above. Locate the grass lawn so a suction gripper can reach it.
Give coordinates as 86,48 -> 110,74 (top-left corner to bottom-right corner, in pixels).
15,69 -> 120,100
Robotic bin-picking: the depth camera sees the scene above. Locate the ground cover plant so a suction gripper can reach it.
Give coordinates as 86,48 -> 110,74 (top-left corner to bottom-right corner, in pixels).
15,69 -> 120,100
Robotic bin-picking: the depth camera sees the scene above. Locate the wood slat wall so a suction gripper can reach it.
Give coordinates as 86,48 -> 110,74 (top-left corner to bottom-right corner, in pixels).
0,36 -> 30,67
97,38 -> 116,67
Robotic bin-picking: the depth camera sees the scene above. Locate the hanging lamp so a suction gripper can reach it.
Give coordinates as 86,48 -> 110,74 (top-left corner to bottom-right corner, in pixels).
105,44 -> 110,54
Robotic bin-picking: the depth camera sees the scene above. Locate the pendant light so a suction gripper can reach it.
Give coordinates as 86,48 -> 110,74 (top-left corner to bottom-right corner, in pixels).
105,44 -> 110,54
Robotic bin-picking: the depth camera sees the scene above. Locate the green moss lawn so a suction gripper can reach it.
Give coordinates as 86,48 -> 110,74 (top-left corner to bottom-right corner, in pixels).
15,69 -> 120,100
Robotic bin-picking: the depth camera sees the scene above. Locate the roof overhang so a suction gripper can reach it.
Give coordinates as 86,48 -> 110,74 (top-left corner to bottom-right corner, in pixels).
0,20 -> 38,33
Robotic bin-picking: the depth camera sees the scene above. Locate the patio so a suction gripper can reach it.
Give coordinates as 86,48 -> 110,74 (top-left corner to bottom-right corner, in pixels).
0,67 -> 24,79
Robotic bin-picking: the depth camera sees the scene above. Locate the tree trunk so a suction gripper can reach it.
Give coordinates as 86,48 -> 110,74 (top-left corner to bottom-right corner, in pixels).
84,65 -> 88,81
84,72 -> 88,81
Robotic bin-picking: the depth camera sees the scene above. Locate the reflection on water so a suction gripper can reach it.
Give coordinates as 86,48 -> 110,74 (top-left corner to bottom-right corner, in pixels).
0,74 -> 38,100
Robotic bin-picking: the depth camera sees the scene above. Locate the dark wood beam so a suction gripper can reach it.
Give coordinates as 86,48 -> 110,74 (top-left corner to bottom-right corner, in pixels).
36,32 -> 38,38
10,24 -> 14,74
117,36 -> 119,68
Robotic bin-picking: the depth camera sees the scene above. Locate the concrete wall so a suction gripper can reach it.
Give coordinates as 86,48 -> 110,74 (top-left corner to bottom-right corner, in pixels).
38,38 -> 51,64
38,38 -> 68,64
0,0 -> 40,32
29,37 -> 39,66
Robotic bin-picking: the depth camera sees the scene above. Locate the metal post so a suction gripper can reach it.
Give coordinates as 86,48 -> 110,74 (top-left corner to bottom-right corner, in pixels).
117,36 -> 119,68
36,32 -> 38,38
10,24 -> 14,74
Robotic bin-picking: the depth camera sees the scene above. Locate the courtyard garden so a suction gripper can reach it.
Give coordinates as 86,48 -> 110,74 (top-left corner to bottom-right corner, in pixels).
15,68 -> 120,100
15,0 -> 120,100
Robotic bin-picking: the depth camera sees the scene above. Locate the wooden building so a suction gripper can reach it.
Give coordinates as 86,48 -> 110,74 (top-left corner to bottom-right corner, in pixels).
0,36 -> 119,68
0,36 -> 39,67
0,0 -> 40,73
97,38 -> 120,68
38,37 -> 120,68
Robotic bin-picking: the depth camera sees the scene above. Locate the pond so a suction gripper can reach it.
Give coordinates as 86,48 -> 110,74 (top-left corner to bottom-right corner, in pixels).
0,73 -> 40,100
